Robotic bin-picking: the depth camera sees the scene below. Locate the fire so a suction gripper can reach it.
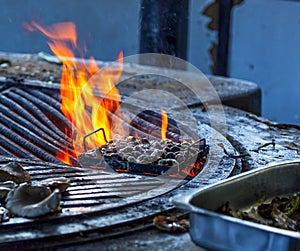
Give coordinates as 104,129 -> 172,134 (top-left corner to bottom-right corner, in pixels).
161,109 -> 168,140
25,21 -> 123,164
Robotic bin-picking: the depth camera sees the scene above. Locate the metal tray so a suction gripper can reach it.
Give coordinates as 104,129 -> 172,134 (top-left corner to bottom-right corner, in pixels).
172,160 -> 300,251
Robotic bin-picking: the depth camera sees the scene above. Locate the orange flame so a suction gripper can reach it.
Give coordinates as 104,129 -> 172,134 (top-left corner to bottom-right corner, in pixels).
56,130 -> 73,165
25,21 -> 123,163
161,109 -> 168,140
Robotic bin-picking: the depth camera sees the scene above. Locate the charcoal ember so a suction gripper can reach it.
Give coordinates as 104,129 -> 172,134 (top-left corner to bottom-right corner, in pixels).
78,149 -> 105,166
164,147 -> 172,153
151,141 -> 162,149
140,138 -> 150,147
79,135 -> 209,177
150,149 -> 164,159
175,153 -> 185,163
81,148 -> 102,161
126,136 -> 137,143
132,151 -> 141,158
167,143 -> 174,149
127,156 -> 136,162
116,142 -> 127,149
171,146 -> 180,153
0,162 -> 30,184
133,145 -> 143,152
101,145 -> 117,154
137,156 -> 151,164
120,146 -> 133,154
165,152 -> 175,159
109,153 -> 120,159
158,159 -> 179,168
78,156 -> 97,167
105,153 -> 123,161
143,149 -> 152,155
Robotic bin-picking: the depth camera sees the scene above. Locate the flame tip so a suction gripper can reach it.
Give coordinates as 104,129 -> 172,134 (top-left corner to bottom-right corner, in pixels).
161,109 -> 168,140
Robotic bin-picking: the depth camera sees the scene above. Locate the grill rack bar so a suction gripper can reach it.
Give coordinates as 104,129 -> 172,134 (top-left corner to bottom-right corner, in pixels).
0,158 -> 185,248
0,81 -> 77,163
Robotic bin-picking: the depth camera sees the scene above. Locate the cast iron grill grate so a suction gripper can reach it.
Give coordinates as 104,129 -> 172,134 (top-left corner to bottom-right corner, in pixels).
0,78 -> 73,163
0,77 -> 236,249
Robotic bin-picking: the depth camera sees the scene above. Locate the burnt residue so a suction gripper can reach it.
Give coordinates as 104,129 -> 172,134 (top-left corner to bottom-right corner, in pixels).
202,0 -> 244,75
202,0 -> 244,30
203,0 -> 219,31
209,42 -> 218,74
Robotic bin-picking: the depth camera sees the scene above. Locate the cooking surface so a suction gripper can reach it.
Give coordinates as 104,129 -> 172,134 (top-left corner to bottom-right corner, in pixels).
87,107 -> 300,251
0,52 -> 299,250
0,57 -> 237,249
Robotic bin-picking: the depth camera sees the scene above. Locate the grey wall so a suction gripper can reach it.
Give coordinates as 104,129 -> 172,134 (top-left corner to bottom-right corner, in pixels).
230,0 -> 300,125
0,0 -> 140,61
1,0 -> 300,125
189,0 -> 300,125
188,0 -> 217,74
